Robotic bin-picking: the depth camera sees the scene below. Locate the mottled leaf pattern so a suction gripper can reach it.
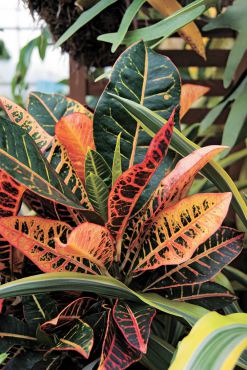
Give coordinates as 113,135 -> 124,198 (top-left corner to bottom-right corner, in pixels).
145,227 -> 243,291
27,91 -> 93,136
0,96 -> 53,150
113,300 -> 156,353
107,111 -> 174,260
99,310 -> 141,370
0,217 -> 101,274
55,112 -> 95,184
134,193 -> 232,272
55,222 -> 114,273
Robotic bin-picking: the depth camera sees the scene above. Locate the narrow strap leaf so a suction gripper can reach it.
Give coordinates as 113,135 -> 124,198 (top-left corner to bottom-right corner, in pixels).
112,133 -> 122,186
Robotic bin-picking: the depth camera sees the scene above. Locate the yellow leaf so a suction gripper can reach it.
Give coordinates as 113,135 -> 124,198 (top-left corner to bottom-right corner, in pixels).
147,0 -> 206,59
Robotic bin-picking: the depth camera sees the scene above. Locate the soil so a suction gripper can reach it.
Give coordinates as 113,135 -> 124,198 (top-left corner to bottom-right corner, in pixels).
24,0 -> 127,67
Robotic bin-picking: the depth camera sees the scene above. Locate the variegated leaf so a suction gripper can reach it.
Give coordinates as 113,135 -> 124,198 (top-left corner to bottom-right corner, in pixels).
27,91 -> 93,136
121,146 -> 226,272
85,173 -> 109,222
99,310 -> 141,370
113,300 -> 156,353
55,222 -> 114,274
0,217 -> 101,275
107,110 -> 174,260
144,227 -> 243,291
55,112 -> 95,184
0,96 -> 52,150
134,192 -> 232,272
85,149 -> 112,187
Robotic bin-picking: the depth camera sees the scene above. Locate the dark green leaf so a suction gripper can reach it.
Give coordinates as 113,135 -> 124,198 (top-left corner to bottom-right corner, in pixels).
85,172 -> 109,221
85,149 -> 112,187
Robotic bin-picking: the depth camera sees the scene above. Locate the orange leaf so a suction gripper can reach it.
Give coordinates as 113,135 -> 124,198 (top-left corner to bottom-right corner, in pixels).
147,0 -> 206,59
134,192 -> 232,272
180,84 -> 210,119
55,222 -> 114,274
55,113 -> 95,184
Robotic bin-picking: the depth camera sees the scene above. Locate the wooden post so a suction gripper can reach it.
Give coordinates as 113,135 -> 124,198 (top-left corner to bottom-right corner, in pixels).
69,57 -> 87,104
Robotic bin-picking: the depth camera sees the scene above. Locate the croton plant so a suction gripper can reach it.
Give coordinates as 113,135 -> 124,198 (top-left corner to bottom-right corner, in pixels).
0,41 -> 245,369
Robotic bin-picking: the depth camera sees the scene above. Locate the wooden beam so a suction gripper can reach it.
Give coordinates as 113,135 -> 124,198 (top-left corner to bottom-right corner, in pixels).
69,57 -> 87,104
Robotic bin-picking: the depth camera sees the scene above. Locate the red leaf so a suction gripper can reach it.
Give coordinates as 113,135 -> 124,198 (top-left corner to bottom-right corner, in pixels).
107,109 -> 175,260
113,300 -> 156,353
99,310 -> 141,370
55,112 -> 95,184
0,299 -> 4,313
0,170 -> 25,218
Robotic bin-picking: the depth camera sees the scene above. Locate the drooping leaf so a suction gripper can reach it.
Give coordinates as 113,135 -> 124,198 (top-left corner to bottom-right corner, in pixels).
144,227 -> 244,291
85,173 -> 109,221
204,0 -> 247,88
55,112 -> 95,184
41,297 -> 94,359
55,222 -> 114,274
0,117 -> 86,210
134,192 -> 232,272
0,217 -> 101,275
147,0 -> 206,58
27,91 -> 92,136
121,145 -> 226,271
108,93 -> 247,229
0,96 -> 52,150
180,84 -> 209,119
112,133 -> 122,186
85,149 -> 112,187
113,300 -> 156,353
94,40 -> 180,205
170,312 -> 247,370
99,310 -> 141,370
106,110 -> 174,260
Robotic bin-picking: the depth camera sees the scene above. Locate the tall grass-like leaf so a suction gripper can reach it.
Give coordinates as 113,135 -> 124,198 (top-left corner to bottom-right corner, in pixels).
112,133 -> 122,186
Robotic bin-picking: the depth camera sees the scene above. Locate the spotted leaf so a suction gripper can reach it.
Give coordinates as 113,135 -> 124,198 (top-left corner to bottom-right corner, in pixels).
145,227 -> 243,291
0,96 -> 52,150
107,110 -> 174,260
55,112 -> 95,184
134,192 -> 232,272
113,300 -> 156,353
99,310 -> 141,370
0,217 -> 101,275
55,222 -> 114,274
27,91 -> 93,136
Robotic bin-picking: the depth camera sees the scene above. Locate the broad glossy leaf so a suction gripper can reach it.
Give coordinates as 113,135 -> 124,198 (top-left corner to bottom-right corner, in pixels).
107,110 -> 174,260
55,222 -> 114,274
0,316 -> 37,347
94,41 -> 180,201
170,312 -> 247,370
0,96 -> 52,150
121,145 -> 225,271
180,84 -> 209,119
165,281 -> 236,310
145,227 -> 244,291
112,133 -> 122,186
27,91 -> 92,136
99,310 -> 141,370
134,192 -> 232,272
55,112 -> 95,184
0,217 -> 101,275
147,0 -> 205,58
0,272 -> 209,326
113,300 -> 155,353
86,173 -> 109,221
0,118 -> 86,210
109,94 -> 247,229
85,149 -> 112,187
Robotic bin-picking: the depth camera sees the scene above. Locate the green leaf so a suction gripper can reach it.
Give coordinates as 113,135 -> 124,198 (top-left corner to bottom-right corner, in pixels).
0,353 -> 8,365
85,173 -> 109,221
102,0 -> 216,47
85,149 -> 112,187
108,93 -> 247,229
112,133 -> 122,186
142,334 -> 175,370
94,40 -> 180,205
224,266 -> 247,289
55,0 -> 119,47
0,316 -> 37,347
0,117 -> 84,210
169,312 -> 247,370
0,272 -> 208,326
98,0 -> 146,52
204,0 -> 247,87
